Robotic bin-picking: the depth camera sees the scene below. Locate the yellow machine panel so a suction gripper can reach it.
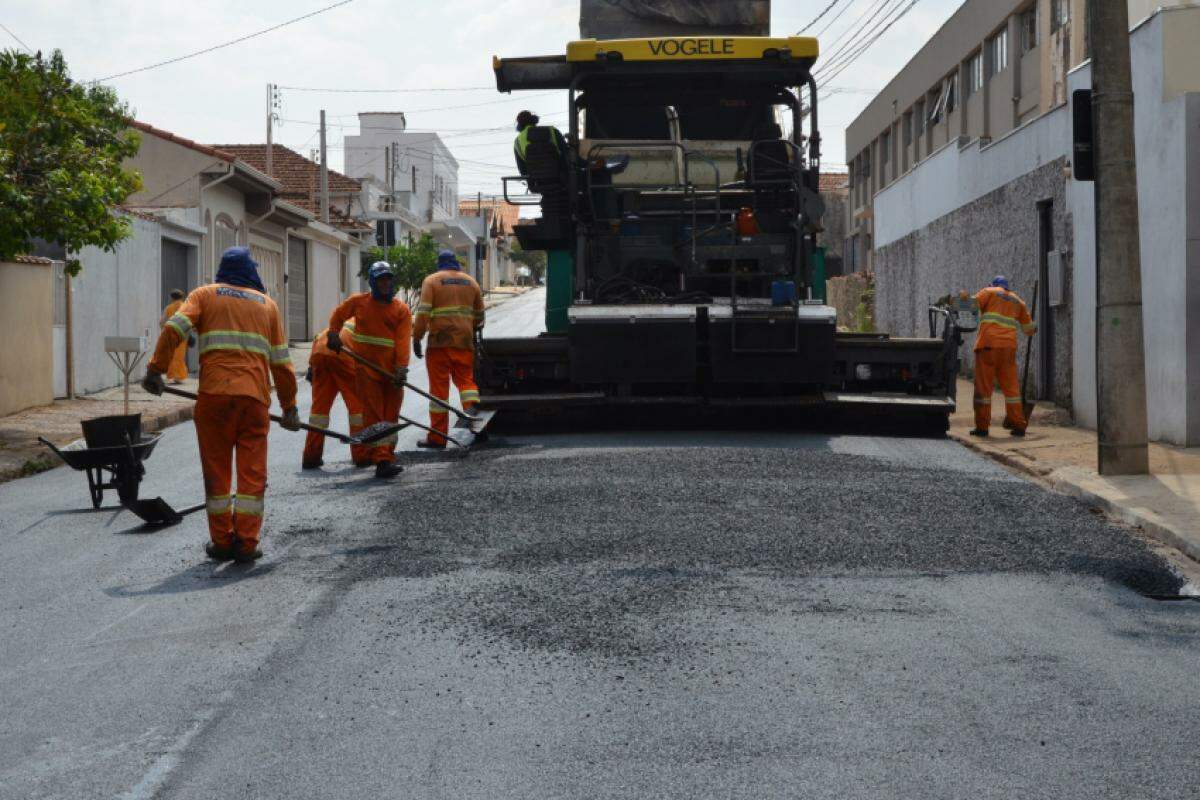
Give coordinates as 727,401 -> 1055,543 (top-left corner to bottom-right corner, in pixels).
566,36 -> 819,63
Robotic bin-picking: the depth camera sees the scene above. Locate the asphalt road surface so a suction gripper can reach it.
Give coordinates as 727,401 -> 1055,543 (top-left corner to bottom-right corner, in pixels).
2,287 -> 1198,800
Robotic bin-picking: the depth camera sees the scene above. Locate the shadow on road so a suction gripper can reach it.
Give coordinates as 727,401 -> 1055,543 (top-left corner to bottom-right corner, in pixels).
103,560 -> 278,598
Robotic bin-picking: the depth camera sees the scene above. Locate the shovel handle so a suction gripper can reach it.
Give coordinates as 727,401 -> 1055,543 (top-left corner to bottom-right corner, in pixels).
341,346 -> 478,423
160,386 -> 355,444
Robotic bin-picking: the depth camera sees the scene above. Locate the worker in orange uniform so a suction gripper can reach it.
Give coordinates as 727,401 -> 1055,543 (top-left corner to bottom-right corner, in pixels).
159,289 -> 190,384
412,250 -> 485,449
143,247 -> 301,562
962,276 -> 1037,438
326,262 -> 412,479
303,319 -> 369,470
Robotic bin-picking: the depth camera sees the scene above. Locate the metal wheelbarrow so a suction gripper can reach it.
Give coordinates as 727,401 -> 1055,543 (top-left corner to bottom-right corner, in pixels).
39,429 -> 163,509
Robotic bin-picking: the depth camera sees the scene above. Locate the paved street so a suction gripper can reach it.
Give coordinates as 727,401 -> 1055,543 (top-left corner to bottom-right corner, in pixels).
2,287 -> 1198,800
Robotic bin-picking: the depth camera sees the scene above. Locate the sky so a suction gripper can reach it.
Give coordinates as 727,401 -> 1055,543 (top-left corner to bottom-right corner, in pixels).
3,0 -> 965,195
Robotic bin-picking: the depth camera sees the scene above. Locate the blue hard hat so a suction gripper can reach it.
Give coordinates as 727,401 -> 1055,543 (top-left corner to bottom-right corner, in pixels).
437,250 -> 459,269
991,275 -> 1009,290
368,261 -> 394,281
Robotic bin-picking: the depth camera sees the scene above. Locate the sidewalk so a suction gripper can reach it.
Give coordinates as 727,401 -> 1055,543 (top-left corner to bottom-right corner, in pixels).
949,378 -> 1200,563
0,377 -> 199,483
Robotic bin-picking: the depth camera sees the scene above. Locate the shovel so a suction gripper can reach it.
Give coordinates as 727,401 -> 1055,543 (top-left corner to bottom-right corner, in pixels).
1021,280 -> 1040,425
161,387 -> 406,446
340,346 -> 479,425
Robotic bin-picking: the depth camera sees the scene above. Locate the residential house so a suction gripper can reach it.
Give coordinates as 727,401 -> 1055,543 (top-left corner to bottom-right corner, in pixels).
212,144 -> 372,341
845,2 -> 1200,445
459,197 -> 523,289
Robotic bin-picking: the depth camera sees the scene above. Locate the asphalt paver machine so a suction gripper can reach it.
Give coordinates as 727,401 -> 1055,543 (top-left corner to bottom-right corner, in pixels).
482,34 -> 968,432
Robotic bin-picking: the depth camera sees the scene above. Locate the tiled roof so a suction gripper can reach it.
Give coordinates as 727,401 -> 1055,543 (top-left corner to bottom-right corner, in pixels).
8,255 -> 53,265
117,206 -> 163,223
131,121 -> 236,162
459,198 -> 522,236
820,171 -> 849,193
212,144 -> 362,196
212,144 -> 371,233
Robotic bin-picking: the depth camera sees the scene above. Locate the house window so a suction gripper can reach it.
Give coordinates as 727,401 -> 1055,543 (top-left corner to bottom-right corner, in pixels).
1020,5 -> 1039,52
968,52 -> 984,94
1051,0 -> 1068,33
990,29 -> 1009,75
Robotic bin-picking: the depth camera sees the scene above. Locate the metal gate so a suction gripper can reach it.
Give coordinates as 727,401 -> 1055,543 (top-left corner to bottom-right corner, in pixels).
287,237 -> 309,341
160,239 -> 189,308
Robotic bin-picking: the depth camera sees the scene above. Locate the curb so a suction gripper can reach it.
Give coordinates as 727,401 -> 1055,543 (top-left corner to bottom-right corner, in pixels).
950,431 -> 1200,564
142,405 -> 195,434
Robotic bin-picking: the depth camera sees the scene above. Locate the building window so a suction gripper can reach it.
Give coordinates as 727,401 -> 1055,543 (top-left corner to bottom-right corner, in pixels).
902,112 -> 913,147
860,149 -> 871,179
914,99 -> 926,133
214,215 -> 236,268
1020,5 -> 1039,52
1051,0 -> 1068,33
990,29 -> 1009,75
928,87 -> 944,125
880,130 -> 890,168
968,52 -> 984,94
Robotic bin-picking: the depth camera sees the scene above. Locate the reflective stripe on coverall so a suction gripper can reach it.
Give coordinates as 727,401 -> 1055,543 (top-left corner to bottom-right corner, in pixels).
149,283 -> 296,553
303,323 -> 367,465
973,286 -> 1035,432
414,267 -> 485,444
328,293 -> 412,464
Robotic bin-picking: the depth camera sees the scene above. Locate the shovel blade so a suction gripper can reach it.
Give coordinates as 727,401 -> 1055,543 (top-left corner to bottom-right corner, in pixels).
352,422 -> 407,445
127,497 -> 184,527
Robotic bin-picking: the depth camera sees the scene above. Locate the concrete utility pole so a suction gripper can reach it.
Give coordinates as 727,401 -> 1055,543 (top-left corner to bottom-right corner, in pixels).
319,109 -> 330,224
1091,0 -> 1149,475
265,84 -> 278,176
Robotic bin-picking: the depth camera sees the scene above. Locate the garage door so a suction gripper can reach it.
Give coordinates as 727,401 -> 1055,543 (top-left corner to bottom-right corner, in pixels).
287,237 -> 309,341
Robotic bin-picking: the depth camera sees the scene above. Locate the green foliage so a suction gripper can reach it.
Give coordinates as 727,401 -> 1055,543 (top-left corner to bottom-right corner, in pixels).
0,49 -> 143,276
361,233 -> 440,307
19,455 -> 56,477
509,241 -> 547,282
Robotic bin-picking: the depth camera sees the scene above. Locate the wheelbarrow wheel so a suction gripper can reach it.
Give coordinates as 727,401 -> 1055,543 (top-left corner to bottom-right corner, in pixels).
86,467 -> 105,509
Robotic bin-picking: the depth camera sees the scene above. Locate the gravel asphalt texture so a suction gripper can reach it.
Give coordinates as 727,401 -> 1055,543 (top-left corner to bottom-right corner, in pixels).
2,290 -> 1198,799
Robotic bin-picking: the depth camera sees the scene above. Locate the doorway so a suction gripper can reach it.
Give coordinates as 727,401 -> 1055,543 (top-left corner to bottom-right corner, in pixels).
287,237 -> 310,341
1036,201 -> 1055,401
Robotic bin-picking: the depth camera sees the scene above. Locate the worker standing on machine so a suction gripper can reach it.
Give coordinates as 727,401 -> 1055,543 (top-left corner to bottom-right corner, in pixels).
303,319 -> 369,470
513,110 -> 566,180
143,247 -> 301,563
962,276 -> 1037,438
413,250 -> 485,449
327,262 -> 412,479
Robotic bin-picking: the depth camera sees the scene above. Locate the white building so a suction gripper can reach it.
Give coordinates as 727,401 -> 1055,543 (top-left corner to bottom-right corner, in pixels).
343,112 -> 481,277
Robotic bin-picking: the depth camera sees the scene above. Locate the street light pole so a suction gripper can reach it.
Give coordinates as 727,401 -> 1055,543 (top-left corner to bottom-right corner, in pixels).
1091,0 -> 1149,475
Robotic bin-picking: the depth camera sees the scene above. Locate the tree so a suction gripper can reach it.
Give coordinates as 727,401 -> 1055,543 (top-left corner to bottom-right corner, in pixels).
0,49 -> 143,275
361,233 -> 439,307
509,241 -> 547,283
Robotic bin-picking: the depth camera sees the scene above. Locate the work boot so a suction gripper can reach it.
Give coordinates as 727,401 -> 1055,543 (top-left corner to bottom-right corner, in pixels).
302,459 -> 324,470
354,460 -> 372,469
1010,428 -> 1027,438
375,462 -> 404,480
969,428 -> 989,438
1002,418 -> 1014,430
205,541 -> 235,562
417,438 -> 446,450
233,546 -> 263,564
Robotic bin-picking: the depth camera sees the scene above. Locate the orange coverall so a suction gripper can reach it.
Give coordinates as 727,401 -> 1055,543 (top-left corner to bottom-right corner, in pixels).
150,284 -> 297,555
159,299 -> 189,382
973,286 -> 1036,432
328,293 -> 412,465
413,268 -> 486,445
303,321 -> 368,467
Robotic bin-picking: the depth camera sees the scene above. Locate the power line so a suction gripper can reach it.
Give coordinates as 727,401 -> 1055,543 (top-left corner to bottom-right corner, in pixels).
279,84 -> 494,93
815,0 -> 866,38
814,0 -> 899,73
797,0 -> 849,34
0,22 -> 32,53
816,0 -> 925,92
95,0 -> 355,82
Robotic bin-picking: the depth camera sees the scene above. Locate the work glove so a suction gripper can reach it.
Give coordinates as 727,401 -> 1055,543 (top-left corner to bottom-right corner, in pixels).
280,406 -> 302,432
142,370 -> 165,396
392,367 -> 409,388
412,339 -> 423,360
327,330 -> 343,353
304,366 -> 313,383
